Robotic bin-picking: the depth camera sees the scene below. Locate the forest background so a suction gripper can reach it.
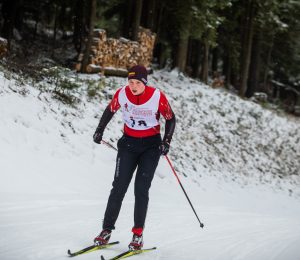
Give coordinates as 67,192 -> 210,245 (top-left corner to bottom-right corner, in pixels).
1,0 -> 300,112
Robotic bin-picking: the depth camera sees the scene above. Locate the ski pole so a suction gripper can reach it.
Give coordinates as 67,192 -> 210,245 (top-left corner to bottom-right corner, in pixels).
165,155 -> 204,228
101,140 -> 118,152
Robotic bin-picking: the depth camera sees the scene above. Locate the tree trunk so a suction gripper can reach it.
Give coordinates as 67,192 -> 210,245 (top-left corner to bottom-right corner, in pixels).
152,3 -> 163,66
263,35 -> 274,93
186,37 -> 193,67
192,40 -> 202,78
241,1 -> 250,62
132,0 -> 143,41
153,42 -> 166,68
238,3 -> 254,98
146,0 -> 156,31
222,54 -> 229,76
123,0 -> 133,39
84,0 -> 92,30
59,2 -> 67,34
81,0 -> 97,73
246,28 -> 262,98
184,37 -> 193,76
231,72 -> 239,90
156,2 -> 164,36
73,0 -> 85,54
52,3 -> 59,59
223,55 -> 231,89
33,3 -> 40,41
212,46 -> 219,78
159,43 -> 166,68
200,41 -> 210,84
0,1 -> 10,38
1,0 -> 20,50
173,38 -> 190,72
225,59 -> 231,89
172,24 -> 190,72
8,0 -> 20,48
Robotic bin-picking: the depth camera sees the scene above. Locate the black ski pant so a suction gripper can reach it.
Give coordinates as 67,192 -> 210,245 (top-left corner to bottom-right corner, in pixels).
103,133 -> 161,230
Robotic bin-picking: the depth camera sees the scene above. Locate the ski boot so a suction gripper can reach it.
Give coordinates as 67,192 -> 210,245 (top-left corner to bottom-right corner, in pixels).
94,229 -> 112,246
128,228 -> 143,251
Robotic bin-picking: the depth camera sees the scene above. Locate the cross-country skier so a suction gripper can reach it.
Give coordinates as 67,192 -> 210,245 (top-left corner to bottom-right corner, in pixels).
93,65 -> 176,251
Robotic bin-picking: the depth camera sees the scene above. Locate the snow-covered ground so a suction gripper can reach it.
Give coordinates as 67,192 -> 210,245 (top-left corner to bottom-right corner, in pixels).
1,66 -> 300,260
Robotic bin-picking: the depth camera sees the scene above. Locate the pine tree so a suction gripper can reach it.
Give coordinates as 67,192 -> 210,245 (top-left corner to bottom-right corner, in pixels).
81,0 -> 97,73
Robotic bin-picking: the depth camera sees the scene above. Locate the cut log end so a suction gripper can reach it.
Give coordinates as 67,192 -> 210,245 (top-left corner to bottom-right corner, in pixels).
86,64 -> 102,73
75,63 -> 82,72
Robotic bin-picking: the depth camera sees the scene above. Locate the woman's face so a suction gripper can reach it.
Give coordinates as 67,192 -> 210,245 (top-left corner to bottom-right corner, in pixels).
128,79 -> 145,95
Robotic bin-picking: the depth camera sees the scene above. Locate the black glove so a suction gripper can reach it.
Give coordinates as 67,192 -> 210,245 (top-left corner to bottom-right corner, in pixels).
160,140 -> 170,156
93,127 -> 104,144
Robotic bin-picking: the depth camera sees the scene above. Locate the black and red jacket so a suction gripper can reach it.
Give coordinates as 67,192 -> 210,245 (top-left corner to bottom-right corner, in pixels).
97,85 -> 176,141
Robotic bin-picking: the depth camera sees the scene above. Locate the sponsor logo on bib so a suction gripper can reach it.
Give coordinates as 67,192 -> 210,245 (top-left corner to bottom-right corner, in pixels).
124,103 -> 134,112
124,103 -> 129,112
132,109 -> 152,117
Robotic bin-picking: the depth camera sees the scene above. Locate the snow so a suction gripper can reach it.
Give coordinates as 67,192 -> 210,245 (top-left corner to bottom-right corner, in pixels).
89,64 -> 102,69
0,66 -> 300,260
28,57 -> 58,68
13,28 -> 22,41
0,37 -> 7,44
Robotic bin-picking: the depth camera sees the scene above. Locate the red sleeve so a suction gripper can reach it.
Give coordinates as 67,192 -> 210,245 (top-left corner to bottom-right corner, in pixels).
108,88 -> 122,113
158,92 -> 173,120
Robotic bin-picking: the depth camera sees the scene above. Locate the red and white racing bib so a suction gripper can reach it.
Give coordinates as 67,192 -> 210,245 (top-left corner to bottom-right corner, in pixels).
118,86 -> 160,130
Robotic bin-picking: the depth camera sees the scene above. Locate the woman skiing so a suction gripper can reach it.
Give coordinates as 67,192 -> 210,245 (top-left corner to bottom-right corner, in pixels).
93,65 -> 176,251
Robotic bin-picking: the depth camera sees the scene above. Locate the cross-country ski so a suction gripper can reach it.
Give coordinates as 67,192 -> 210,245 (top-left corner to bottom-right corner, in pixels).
67,241 -> 119,257
101,247 -> 156,260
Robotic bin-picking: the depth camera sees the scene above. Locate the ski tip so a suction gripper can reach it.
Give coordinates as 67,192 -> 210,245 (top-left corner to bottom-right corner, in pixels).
101,255 -> 105,260
68,249 -> 73,257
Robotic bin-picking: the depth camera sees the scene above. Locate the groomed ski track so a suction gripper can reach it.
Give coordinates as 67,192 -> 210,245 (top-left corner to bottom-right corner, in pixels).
1,68 -> 300,260
1,190 -> 300,260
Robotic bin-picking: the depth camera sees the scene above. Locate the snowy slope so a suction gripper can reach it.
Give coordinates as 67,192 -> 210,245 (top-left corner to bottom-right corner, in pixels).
1,66 -> 300,260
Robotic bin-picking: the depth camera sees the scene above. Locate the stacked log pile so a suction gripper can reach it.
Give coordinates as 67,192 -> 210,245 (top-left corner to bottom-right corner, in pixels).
0,37 -> 8,60
213,78 -> 224,88
76,27 -> 156,76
